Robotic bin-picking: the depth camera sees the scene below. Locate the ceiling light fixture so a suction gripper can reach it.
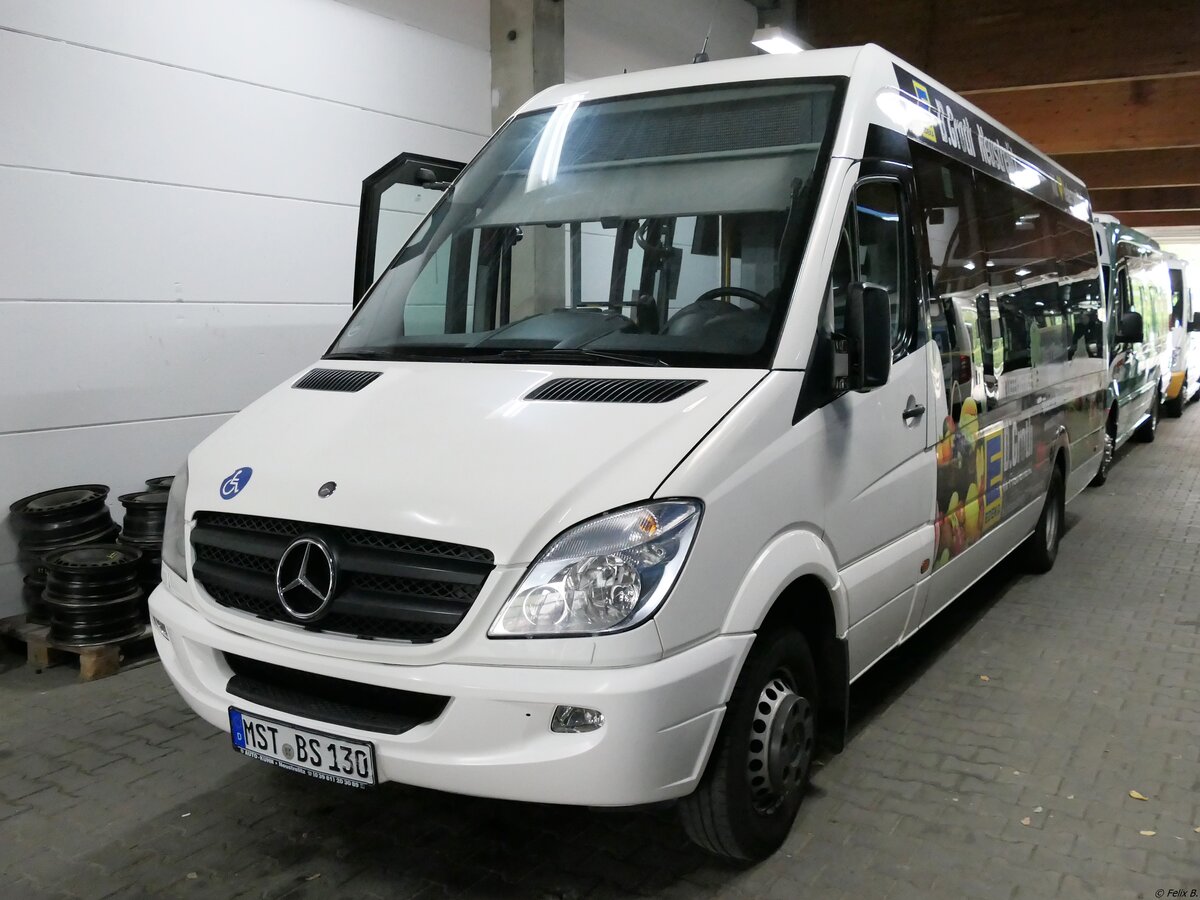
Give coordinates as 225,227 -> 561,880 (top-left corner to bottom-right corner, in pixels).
752,26 -> 809,54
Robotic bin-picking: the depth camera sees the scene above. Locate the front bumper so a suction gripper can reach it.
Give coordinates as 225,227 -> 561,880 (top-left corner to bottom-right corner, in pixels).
1166,370 -> 1187,400
149,584 -> 752,806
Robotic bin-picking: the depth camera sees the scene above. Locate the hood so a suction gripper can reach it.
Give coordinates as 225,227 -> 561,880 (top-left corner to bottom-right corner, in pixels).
187,361 -> 764,565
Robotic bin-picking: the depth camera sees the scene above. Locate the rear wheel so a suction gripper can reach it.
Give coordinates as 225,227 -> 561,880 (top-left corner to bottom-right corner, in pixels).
679,628 -> 818,862
1023,465 -> 1065,573
1134,391 -> 1160,442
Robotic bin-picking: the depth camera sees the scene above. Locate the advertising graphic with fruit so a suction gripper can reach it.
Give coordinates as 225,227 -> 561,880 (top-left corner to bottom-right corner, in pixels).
933,395 -> 1003,570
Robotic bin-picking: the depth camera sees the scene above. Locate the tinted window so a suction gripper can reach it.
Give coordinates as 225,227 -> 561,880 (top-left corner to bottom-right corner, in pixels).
913,149 -> 990,417
1169,268 -> 1185,326
827,180 -> 913,348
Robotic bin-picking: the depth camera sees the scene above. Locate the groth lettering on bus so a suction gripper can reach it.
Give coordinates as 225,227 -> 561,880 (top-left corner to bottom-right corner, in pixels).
932,99 -> 976,156
1002,419 -> 1034,471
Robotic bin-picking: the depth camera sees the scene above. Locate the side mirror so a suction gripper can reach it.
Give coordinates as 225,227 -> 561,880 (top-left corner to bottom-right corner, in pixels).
1189,311 -> 1200,333
1115,310 -> 1144,344
835,283 -> 892,391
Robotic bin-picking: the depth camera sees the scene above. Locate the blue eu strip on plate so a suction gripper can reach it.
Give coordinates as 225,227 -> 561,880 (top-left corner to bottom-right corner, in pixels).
229,709 -> 246,748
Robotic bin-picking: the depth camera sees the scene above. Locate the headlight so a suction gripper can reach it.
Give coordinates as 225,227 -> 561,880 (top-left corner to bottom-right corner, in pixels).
161,462 -> 190,580
489,500 -> 701,638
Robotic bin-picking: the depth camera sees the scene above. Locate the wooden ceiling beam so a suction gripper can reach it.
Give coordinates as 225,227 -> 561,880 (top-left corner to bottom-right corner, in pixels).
1110,211 -> 1200,228
1054,148 -> 1200,189
966,75 -> 1200,155
1091,186 -> 1200,213
804,0 -> 1200,92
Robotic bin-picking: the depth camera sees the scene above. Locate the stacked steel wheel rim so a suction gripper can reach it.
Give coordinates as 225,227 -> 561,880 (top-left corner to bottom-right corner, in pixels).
117,490 -> 168,608
42,544 -> 145,646
9,484 -> 119,624
145,476 -> 174,492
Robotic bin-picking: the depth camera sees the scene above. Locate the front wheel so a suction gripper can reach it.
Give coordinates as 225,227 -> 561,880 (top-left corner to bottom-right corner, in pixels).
1023,465 -> 1065,573
1134,391 -> 1159,442
679,628 -> 818,862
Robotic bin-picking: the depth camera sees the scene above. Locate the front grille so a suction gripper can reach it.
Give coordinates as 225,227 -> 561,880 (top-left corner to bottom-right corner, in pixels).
225,653 -> 448,734
192,512 -> 494,643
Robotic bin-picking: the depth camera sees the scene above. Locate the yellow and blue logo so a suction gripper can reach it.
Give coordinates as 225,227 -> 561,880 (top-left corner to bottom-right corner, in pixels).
911,80 -> 937,142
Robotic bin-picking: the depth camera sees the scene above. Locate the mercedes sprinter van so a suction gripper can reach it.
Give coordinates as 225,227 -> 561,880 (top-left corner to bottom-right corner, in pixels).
151,45 -> 1106,861
1088,215 -> 1173,482
1164,253 -> 1197,416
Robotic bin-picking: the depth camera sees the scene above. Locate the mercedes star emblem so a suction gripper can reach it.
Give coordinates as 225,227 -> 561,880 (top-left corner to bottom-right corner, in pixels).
275,537 -> 337,621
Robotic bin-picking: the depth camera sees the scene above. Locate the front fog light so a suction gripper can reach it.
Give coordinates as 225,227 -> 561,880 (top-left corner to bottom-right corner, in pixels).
551,706 -> 604,734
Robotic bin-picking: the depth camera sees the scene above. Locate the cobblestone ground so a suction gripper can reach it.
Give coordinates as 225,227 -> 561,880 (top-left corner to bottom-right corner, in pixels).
3,412 -> 1200,900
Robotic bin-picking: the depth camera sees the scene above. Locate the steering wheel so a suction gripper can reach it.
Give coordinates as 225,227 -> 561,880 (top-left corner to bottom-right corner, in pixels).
691,286 -> 770,309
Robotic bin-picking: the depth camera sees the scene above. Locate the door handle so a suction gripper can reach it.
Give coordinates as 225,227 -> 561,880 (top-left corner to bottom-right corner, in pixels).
902,402 -> 926,421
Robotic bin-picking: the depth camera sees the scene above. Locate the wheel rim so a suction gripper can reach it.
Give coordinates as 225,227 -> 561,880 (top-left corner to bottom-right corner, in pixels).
1044,488 -> 1060,551
1102,431 -> 1114,475
746,670 -> 814,814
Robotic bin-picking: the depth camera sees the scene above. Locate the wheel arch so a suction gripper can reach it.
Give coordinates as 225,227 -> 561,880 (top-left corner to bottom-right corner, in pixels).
722,530 -> 850,753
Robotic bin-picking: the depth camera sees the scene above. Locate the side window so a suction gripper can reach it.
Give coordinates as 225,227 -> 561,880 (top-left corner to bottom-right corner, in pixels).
1055,212 -> 1104,362
825,180 -> 915,349
912,147 -> 989,416
855,181 -> 908,344
1117,267 -> 1130,315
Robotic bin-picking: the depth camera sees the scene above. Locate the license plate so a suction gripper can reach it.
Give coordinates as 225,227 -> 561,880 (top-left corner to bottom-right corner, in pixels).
228,708 -> 376,788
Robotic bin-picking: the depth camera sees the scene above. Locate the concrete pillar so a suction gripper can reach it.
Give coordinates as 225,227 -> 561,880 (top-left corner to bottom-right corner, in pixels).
490,0 -> 566,322
490,0 -> 565,130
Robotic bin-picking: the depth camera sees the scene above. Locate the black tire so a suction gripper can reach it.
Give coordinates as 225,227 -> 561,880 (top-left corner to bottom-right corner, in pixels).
1164,380 -> 1185,418
1134,391 -> 1159,442
1023,465 -> 1065,574
679,628 -> 818,862
1089,417 -> 1115,487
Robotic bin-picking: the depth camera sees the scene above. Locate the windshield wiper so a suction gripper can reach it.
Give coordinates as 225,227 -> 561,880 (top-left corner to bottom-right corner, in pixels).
323,349 -> 397,360
490,348 -> 668,367
324,347 -> 668,366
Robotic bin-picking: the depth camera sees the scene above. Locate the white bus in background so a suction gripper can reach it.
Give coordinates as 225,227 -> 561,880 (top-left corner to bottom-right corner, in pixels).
1164,253 -> 1199,416
151,44 -> 1106,861
1088,215 -> 1174,483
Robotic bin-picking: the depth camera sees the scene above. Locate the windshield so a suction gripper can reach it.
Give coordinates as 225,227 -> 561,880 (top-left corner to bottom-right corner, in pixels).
331,79 -> 843,367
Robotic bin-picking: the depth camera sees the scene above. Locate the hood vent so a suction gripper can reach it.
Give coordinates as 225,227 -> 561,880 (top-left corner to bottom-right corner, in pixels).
525,377 -> 705,404
293,368 -> 381,393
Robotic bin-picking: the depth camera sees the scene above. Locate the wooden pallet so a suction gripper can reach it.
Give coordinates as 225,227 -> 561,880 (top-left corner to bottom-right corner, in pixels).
0,615 -> 155,682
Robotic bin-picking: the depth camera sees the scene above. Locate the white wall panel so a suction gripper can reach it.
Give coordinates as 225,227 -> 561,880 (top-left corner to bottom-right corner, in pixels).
332,0 -> 489,50
0,0 -> 491,135
1,301 -> 346,435
0,167 -> 352,304
0,167 -> 429,304
0,30 -> 484,207
0,413 -> 235,616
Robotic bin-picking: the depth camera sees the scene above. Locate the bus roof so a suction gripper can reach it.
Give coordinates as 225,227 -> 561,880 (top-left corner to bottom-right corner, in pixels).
517,44 -> 1088,219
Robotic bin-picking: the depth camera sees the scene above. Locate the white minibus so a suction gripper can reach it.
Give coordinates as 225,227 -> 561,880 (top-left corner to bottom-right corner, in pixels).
1088,215 -> 1174,482
1164,253 -> 1198,416
151,44 -> 1106,861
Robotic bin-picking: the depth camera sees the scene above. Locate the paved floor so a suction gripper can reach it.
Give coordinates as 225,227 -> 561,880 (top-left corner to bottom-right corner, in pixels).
3,413 -> 1200,900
